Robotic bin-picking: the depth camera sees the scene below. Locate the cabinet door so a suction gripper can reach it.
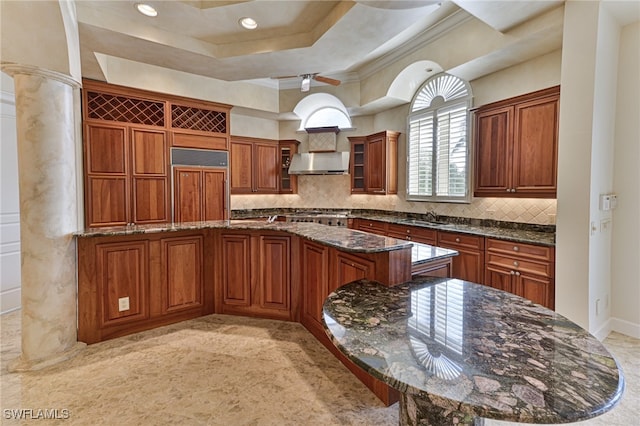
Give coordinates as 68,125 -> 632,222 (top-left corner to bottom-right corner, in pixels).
474,106 -> 512,196
96,241 -> 148,326
366,134 -> 386,193
230,141 -> 253,193
512,95 -> 559,196
131,129 -> 169,223
438,232 -> 484,283
484,264 -> 514,294
161,236 -> 203,314
515,273 -> 553,309
203,169 -> 227,220
221,234 -> 251,307
253,142 -> 279,193
350,139 -> 366,193
84,123 -> 130,227
258,235 -> 291,312
173,167 -> 202,222
279,141 -> 298,194
301,240 -> 330,328
333,251 -> 375,292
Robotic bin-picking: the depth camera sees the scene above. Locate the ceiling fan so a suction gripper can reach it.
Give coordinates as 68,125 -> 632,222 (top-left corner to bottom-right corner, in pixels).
273,73 -> 341,92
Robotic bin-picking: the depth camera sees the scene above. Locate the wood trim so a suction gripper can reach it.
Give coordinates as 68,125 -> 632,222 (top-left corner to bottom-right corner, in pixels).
471,85 -> 560,112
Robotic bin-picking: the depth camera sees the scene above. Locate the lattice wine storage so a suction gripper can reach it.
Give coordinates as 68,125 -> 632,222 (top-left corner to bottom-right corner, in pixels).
86,91 -> 165,127
171,104 -> 227,134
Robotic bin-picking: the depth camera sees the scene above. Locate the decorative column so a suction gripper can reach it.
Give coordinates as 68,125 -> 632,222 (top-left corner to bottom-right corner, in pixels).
1,63 -> 85,371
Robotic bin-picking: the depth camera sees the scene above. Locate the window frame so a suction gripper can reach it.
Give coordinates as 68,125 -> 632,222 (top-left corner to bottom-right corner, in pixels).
406,73 -> 472,203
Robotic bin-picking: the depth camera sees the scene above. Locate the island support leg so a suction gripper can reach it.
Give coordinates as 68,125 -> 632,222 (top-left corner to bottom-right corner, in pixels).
399,393 -> 484,426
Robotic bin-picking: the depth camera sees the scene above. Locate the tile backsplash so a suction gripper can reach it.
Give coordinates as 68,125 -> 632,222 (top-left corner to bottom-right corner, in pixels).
230,175 -> 557,225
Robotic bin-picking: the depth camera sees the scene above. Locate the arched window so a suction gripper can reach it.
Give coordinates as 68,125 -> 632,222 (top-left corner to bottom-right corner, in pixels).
407,73 -> 472,202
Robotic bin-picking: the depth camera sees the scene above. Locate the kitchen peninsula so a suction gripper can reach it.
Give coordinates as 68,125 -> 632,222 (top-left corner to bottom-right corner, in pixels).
76,219 -> 458,404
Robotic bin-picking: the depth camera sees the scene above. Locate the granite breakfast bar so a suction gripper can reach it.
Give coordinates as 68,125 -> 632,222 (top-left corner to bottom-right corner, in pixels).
323,277 -> 625,425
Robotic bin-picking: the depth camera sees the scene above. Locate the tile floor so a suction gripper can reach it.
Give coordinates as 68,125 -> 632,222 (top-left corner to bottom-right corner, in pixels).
1,311 -> 638,425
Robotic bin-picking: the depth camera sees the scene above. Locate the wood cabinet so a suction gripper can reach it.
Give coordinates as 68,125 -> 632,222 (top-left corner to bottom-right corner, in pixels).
348,130 -> 399,194
352,218 -> 388,235
300,240 -> 330,333
230,136 -> 279,194
474,86 -> 559,198
77,231 -> 212,344
279,140 -> 299,194
84,123 -> 170,227
219,231 -> 293,320
82,79 -> 231,227
437,231 -> 485,283
484,238 -> 555,309
173,166 -> 227,222
387,223 -> 437,245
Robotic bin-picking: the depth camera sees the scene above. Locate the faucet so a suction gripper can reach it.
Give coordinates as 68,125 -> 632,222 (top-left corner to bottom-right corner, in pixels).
267,215 -> 278,223
425,210 -> 437,223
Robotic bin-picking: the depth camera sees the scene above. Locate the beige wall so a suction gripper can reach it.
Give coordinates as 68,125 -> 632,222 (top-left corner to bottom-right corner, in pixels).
611,21 -> 640,337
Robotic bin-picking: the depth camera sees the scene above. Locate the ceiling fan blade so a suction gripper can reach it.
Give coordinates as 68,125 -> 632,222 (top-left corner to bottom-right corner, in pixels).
314,75 -> 341,86
271,75 -> 299,79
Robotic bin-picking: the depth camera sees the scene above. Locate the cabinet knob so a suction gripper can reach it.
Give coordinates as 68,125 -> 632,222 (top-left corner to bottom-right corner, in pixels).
515,271 -> 521,276
510,270 -> 515,275
455,237 -> 460,243
513,246 -> 519,252
513,261 -> 519,267
506,188 -> 511,192
407,236 -> 411,240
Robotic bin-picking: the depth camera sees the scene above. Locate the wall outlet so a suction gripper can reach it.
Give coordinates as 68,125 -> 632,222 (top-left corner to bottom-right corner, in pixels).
118,297 -> 130,312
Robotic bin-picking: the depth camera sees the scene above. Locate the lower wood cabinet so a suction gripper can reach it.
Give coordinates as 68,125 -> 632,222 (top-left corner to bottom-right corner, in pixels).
78,231 -> 212,344
437,231 -> 485,283
219,231 -> 293,321
332,251 -> 376,292
484,238 -> 555,309
161,236 -> 204,315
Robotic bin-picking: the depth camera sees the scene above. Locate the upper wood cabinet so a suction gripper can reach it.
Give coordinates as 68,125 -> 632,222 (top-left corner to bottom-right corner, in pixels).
473,86 -> 560,198
230,136 -> 279,194
84,122 -> 170,227
279,140 -> 299,194
82,79 -> 231,227
348,130 -> 399,195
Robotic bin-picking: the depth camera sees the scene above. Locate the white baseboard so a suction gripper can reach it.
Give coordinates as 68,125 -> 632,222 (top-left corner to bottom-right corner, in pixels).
610,317 -> 640,339
593,318 -> 612,341
0,287 -> 20,314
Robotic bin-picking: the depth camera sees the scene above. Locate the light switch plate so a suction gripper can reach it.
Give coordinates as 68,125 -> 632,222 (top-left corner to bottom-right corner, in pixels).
118,297 -> 130,312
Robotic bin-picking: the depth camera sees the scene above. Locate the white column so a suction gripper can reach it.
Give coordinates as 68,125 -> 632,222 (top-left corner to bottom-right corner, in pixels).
1,63 -> 85,371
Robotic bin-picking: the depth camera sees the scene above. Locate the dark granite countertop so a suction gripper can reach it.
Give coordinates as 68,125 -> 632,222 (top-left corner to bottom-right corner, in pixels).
322,278 -> 624,424
355,212 -> 556,247
75,220 -> 413,254
231,208 -> 556,247
411,242 -> 458,266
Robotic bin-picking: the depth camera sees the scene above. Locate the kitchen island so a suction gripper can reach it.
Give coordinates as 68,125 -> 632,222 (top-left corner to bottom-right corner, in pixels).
323,277 -> 624,425
75,220 -> 457,405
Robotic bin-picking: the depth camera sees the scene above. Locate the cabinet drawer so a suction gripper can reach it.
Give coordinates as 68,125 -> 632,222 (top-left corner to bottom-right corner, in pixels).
357,219 -> 388,235
387,224 -> 437,244
486,238 -> 553,262
486,253 -> 554,278
437,231 -> 484,250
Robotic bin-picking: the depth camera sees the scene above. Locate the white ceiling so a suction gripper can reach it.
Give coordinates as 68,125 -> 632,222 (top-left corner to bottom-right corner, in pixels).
76,0 -> 568,89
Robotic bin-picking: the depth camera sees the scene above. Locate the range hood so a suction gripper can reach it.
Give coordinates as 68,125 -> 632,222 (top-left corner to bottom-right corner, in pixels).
288,152 -> 350,175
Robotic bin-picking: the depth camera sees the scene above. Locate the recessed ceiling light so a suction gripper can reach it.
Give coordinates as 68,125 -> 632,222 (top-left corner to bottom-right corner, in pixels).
239,17 -> 258,30
135,3 -> 158,17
